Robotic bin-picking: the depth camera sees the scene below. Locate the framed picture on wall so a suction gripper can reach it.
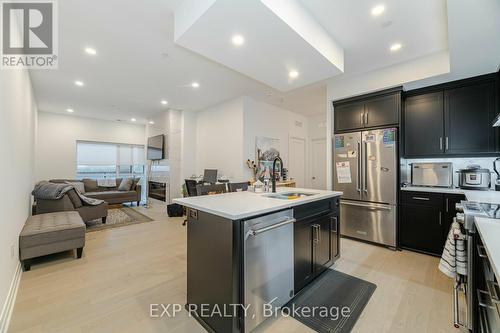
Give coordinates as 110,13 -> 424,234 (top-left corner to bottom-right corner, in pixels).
255,137 -> 280,181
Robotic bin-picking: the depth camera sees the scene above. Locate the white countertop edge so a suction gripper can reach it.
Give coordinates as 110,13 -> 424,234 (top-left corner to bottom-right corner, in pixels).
401,186 -> 500,205
400,186 -> 465,194
173,189 -> 342,220
475,217 -> 500,282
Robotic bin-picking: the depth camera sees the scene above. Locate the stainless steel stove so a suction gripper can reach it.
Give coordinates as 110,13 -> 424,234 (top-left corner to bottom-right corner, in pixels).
454,200 -> 500,331
456,201 -> 500,230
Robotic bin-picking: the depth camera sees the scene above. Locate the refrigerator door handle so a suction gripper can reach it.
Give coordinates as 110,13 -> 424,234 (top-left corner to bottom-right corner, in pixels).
363,141 -> 368,193
356,141 -> 361,193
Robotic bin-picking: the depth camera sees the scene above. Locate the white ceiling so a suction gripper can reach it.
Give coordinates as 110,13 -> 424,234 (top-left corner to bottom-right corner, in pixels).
174,0 -> 344,91
31,0 -> 325,123
29,0 -> 498,123
300,0 -> 449,75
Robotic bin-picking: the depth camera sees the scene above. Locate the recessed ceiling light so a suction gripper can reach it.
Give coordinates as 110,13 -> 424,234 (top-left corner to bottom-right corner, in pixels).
131,118 -> 136,122
66,108 -> 74,113
84,47 -> 97,55
231,34 -> 245,46
191,82 -> 200,88
74,80 -> 84,86
390,43 -> 402,52
161,100 -> 168,105
149,121 -> 155,125
289,70 -> 299,78
371,4 -> 385,16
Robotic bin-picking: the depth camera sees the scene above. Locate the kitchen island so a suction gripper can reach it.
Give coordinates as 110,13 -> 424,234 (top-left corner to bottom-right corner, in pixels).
174,188 -> 342,333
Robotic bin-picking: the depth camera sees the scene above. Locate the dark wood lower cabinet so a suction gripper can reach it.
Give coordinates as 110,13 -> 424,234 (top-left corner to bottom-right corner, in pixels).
294,198 -> 340,293
400,191 -> 465,256
400,204 -> 443,255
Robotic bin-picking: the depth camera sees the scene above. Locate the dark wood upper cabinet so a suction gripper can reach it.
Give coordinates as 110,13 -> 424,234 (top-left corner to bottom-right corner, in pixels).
334,101 -> 364,132
404,92 -> 444,157
333,88 -> 402,133
403,73 -> 499,157
444,82 -> 496,154
364,93 -> 400,128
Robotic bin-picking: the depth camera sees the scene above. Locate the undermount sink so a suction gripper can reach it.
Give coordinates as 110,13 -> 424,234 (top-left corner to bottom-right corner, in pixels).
264,192 -> 317,200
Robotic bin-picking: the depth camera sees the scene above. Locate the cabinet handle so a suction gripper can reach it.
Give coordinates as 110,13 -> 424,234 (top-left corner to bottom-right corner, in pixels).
360,113 -> 364,126
412,196 -> 430,201
312,224 -> 319,244
317,225 -> 321,244
439,137 -> 443,150
445,137 -> 449,150
487,280 -> 500,304
364,112 -> 368,125
477,244 -> 488,258
439,211 -> 442,226
330,216 -> 338,233
446,198 -> 449,213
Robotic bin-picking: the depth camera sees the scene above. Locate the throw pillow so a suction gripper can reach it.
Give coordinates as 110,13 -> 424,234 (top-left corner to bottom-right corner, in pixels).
83,179 -> 99,192
67,189 -> 83,208
65,181 -> 85,194
118,178 -> 134,191
132,177 -> 142,190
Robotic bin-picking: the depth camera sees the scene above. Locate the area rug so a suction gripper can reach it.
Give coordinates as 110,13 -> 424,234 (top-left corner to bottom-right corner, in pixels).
86,207 -> 154,232
283,269 -> 376,333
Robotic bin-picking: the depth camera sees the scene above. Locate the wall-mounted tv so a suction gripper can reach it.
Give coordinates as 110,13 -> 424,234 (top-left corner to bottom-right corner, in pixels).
147,134 -> 165,160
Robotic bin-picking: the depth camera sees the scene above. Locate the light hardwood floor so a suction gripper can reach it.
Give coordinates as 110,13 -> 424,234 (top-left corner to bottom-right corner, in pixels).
9,201 -> 465,333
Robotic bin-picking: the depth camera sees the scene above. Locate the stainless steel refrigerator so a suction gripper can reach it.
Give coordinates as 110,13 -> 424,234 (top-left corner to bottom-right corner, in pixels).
333,128 -> 397,247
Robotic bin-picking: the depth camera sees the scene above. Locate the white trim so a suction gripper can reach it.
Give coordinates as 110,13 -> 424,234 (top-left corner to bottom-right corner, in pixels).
0,263 -> 22,333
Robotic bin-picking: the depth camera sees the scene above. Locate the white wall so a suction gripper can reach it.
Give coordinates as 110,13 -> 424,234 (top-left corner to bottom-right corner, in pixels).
195,98 -> 245,180
146,110 -> 184,201
182,96 -> 311,184
36,112 -> 146,181
243,97 -> 308,181
0,68 -> 38,331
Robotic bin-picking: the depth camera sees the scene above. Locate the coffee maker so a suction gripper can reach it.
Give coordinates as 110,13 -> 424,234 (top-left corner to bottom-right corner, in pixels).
494,158 -> 500,191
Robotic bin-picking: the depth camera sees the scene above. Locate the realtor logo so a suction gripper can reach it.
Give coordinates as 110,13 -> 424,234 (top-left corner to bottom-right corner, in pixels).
1,0 -> 58,69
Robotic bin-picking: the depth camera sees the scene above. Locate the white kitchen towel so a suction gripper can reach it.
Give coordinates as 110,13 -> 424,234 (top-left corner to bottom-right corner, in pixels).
439,220 -> 467,278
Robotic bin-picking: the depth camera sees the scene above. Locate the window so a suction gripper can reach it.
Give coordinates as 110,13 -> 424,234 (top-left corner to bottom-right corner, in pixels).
76,141 -> 145,179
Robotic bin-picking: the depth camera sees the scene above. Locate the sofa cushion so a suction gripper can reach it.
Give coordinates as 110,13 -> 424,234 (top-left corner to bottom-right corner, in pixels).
118,178 -> 134,191
85,190 -> 136,200
66,189 -> 83,208
65,181 -> 85,194
82,179 -> 99,192
20,211 -> 85,250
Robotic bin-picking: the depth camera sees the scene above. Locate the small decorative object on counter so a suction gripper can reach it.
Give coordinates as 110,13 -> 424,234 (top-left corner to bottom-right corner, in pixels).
263,178 -> 270,192
282,168 -> 289,181
253,180 -> 264,193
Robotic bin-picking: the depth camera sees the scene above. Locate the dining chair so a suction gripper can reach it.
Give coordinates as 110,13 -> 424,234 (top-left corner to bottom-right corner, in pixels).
196,184 -> 227,196
228,182 -> 249,192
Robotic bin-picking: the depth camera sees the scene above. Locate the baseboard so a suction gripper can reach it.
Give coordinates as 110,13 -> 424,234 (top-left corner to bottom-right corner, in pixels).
0,263 -> 22,333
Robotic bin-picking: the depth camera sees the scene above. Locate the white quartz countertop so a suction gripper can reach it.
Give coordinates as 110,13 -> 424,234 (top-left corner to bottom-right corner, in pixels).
401,186 -> 500,205
475,217 -> 500,281
173,188 -> 343,220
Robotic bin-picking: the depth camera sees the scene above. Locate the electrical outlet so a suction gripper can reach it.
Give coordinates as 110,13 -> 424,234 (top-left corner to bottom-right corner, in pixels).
10,244 -> 15,258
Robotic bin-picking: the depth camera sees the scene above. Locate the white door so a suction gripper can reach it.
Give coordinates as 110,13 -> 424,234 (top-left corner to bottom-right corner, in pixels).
311,138 -> 326,189
289,137 -> 306,188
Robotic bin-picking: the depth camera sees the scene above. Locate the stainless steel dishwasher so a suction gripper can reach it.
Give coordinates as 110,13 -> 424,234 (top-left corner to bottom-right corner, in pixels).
244,209 -> 295,332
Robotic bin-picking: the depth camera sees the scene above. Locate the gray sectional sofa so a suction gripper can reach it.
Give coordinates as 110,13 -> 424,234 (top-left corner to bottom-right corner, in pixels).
50,178 -> 142,206
34,178 -> 142,224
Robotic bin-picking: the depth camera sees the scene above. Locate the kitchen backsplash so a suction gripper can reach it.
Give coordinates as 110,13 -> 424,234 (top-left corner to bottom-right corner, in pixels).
401,157 -> 500,189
